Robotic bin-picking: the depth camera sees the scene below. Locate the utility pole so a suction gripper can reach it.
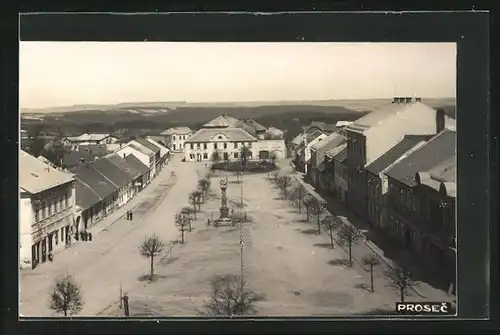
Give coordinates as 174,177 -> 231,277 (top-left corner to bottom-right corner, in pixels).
119,281 -> 123,309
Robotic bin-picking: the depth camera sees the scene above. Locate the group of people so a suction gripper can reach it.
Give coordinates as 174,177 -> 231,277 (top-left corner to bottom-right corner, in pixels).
126,210 -> 134,220
74,230 -> 92,242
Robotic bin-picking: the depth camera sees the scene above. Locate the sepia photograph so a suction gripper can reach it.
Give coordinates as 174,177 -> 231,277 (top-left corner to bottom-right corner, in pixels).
19,41 -> 457,317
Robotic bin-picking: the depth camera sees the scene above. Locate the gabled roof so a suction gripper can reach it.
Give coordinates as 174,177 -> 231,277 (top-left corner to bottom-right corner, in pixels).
332,144 -> 348,163
70,163 -> 117,199
291,133 -> 307,145
346,102 -> 436,134
365,135 -> 434,175
89,158 -> 132,188
20,150 -> 74,195
186,128 -> 257,143
146,137 -> 170,156
133,137 -> 160,153
75,133 -> 112,142
128,143 -> 154,156
146,135 -> 168,147
312,134 -> 346,167
242,119 -> 267,132
105,154 -> 141,180
74,179 -> 102,209
310,121 -> 337,133
161,127 -> 192,135
123,154 -> 150,175
202,115 -> 239,128
385,130 -> 456,187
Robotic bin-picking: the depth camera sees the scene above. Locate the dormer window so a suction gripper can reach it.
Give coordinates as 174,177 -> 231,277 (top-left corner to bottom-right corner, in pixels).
218,135 -> 223,140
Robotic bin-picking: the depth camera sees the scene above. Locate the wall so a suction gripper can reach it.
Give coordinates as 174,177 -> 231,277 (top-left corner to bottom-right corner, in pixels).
184,140 -> 257,162
256,139 -> 287,160
19,197 -> 34,268
115,146 -> 150,171
170,133 -> 192,152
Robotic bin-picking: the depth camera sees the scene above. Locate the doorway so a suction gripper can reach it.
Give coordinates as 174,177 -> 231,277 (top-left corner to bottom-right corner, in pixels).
41,238 -> 47,263
223,152 -> 229,161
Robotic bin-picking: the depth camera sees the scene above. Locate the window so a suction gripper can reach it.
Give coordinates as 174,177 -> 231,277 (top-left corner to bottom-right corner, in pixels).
223,143 -> 227,149
214,143 -> 218,149
173,144 -> 176,150
248,142 -> 252,147
35,207 -> 39,222
197,143 -> 201,149
218,135 -> 223,140
190,143 -> 194,150
203,153 -> 208,159
172,136 -> 176,141
48,202 -> 53,216
190,154 -> 195,160
234,142 -> 238,149
234,152 -> 239,158
61,228 -> 64,241
55,231 -> 59,245
203,143 -> 207,149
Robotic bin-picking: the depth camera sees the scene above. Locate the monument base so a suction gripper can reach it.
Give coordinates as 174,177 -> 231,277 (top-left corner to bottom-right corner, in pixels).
219,206 -> 230,219
214,217 -> 233,227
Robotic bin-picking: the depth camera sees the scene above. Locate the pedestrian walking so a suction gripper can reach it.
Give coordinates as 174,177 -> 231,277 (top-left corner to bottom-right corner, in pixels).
75,231 -> 79,241
130,211 -> 133,220
88,232 -> 93,241
83,230 -> 88,241
79,231 -> 84,241
207,219 -> 210,227
126,210 -> 129,220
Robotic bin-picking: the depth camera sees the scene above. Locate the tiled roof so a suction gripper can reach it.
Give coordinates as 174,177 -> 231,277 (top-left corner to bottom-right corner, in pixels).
62,150 -> 106,168
203,115 -> 238,128
385,130 -> 456,187
429,156 -> 456,183
161,127 -> 192,135
20,150 -> 75,195
105,154 -> 141,180
146,136 -> 168,147
242,119 -> 267,132
70,163 -> 117,199
74,179 -> 102,209
346,102 -> 436,133
310,121 -> 337,133
77,144 -> 108,155
365,135 -> 434,175
186,128 -> 257,143
291,133 -> 306,145
133,137 -> 160,153
76,133 -> 112,142
89,158 -> 132,188
123,154 -> 150,175
312,133 -> 346,167
332,144 -> 348,163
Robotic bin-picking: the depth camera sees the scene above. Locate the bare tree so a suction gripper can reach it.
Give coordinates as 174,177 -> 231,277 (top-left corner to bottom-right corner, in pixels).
188,192 -> 198,215
276,175 -> 292,199
49,274 -> 83,317
181,206 -> 195,231
198,178 -> 211,201
175,212 -> 188,245
290,184 -> 307,212
336,224 -> 363,266
272,172 -> 280,184
386,266 -> 414,302
322,216 -> 340,249
303,195 -> 314,221
139,234 -> 165,280
203,274 -> 260,316
192,190 -> 202,211
362,254 -> 381,292
308,198 -> 327,235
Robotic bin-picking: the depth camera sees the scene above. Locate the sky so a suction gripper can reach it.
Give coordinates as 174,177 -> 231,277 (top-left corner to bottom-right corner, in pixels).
19,42 -> 456,109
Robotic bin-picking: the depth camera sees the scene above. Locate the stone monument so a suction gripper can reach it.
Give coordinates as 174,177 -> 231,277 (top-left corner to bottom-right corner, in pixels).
215,177 -> 232,226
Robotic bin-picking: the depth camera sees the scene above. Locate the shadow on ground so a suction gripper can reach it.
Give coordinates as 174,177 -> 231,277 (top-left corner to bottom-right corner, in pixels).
138,274 -> 168,282
313,243 -> 333,249
327,259 -> 350,267
300,228 -> 320,235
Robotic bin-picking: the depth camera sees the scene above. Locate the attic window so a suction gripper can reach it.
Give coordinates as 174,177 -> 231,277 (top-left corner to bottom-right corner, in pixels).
218,135 -> 223,139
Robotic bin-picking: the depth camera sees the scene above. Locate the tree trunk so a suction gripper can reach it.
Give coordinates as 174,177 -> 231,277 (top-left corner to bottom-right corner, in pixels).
193,210 -> 197,219
348,241 -> 352,266
189,219 -> 192,232
284,188 -> 287,199
400,286 -> 405,302
181,226 -> 185,245
370,264 -> 374,292
64,309 -> 67,317
298,199 -> 302,212
306,207 -> 310,220
330,227 -> 334,249
150,255 -> 154,279
317,216 -> 321,235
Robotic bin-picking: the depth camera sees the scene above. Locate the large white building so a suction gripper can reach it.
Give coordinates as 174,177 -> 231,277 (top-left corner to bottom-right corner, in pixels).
183,115 -> 287,162
20,150 -> 76,269
160,127 -> 193,152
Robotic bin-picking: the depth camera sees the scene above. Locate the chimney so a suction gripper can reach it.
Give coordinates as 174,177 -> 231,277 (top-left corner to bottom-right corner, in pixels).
415,97 -> 422,103
405,97 -> 413,103
436,108 -> 445,134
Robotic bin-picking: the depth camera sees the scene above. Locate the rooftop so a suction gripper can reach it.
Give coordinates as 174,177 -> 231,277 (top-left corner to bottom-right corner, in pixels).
74,179 -> 102,210
70,133 -> 113,142
70,163 -> 117,199
332,144 -> 348,163
89,158 -> 132,189
133,137 -> 161,153
365,135 -> 434,175
105,154 -> 141,180
20,150 -> 74,195
128,142 -> 155,156
146,137 -> 170,155
202,115 -> 240,128
385,130 -> 456,187
123,154 -> 150,175
186,127 -> 258,143
346,101 -> 436,134
160,127 -> 192,136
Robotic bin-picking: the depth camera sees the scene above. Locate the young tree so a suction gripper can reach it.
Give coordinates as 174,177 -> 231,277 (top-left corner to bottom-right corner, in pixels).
302,195 -> 314,221
188,192 -> 198,215
139,234 -> 165,280
240,146 -> 252,166
181,206 -> 195,231
322,216 -> 340,249
175,212 -> 188,245
276,175 -> 292,199
291,184 -> 307,212
272,172 -> 280,184
198,178 -> 211,201
192,190 -> 202,211
336,224 -> 363,266
386,266 -> 414,302
308,198 -> 327,235
211,149 -> 221,163
49,274 -> 83,317
362,254 -> 381,292
203,274 -> 260,316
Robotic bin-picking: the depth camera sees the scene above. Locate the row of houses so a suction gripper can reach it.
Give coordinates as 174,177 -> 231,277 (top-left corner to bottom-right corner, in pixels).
162,115 -> 287,162
291,97 -> 457,286
20,137 -> 170,269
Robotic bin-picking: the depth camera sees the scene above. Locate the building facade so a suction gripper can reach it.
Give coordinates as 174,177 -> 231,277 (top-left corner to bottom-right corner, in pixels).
332,145 -> 348,204
115,144 -> 153,184
161,127 -> 193,152
20,151 -> 76,269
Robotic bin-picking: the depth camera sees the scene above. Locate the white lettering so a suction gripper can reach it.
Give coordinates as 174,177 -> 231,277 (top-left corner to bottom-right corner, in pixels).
432,305 -> 440,313
423,305 -> 431,312
414,304 -> 423,312
440,302 -> 448,314
396,304 -> 406,312
407,305 -> 415,312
